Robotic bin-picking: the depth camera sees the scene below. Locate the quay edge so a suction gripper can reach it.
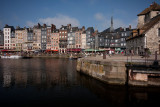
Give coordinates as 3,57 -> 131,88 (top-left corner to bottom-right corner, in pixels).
77,58 -> 160,87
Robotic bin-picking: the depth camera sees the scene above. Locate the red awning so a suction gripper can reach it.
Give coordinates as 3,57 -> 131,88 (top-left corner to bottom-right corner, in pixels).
52,50 -> 58,52
45,50 -> 59,52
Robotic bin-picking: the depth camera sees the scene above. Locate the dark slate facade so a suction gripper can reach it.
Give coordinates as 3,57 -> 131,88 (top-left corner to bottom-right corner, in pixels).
86,27 -> 94,49
67,27 -> 78,49
41,24 -> 47,50
99,26 -> 132,53
0,30 -> 4,49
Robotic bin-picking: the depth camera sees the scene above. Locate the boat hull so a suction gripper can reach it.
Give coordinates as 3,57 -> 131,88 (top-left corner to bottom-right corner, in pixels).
1,55 -> 22,59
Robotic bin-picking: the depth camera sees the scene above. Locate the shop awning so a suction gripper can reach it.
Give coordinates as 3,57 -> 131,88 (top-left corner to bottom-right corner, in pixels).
46,50 -> 59,52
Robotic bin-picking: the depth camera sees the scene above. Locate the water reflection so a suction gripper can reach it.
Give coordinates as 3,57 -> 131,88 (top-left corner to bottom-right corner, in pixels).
0,58 -> 160,107
0,58 -> 77,88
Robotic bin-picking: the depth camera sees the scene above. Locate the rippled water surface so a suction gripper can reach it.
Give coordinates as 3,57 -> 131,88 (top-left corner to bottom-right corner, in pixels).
0,58 -> 160,107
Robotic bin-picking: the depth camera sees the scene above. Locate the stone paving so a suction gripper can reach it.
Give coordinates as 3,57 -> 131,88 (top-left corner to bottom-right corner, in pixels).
84,54 -> 160,63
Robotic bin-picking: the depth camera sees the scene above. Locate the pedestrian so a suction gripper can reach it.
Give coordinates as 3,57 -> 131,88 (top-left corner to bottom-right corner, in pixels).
109,50 -> 112,57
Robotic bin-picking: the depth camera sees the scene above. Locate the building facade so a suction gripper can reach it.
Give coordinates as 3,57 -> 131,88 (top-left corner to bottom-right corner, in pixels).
3,25 -> 15,49
15,26 -> 24,51
126,2 -> 160,55
33,23 -> 41,50
46,26 -> 51,50
67,27 -> 78,52
86,27 -> 94,49
51,29 -> 59,52
0,30 -> 4,50
59,24 -> 71,53
81,31 -> 86,50
41,24 -> 47,51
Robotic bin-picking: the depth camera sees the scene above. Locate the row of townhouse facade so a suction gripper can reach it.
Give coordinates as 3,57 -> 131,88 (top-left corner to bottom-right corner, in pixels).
0,22 -> 132,54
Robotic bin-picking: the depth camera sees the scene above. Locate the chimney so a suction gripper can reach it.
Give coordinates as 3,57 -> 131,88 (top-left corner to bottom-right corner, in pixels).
82,26 -> 85,31
43,24 -> 46,28
129,25 -> 131,30
38,23 -> 41,28
51,24 -> 56,32
5,24 -> 9,27
16,26 -> 20,30
67,24 -> 71,29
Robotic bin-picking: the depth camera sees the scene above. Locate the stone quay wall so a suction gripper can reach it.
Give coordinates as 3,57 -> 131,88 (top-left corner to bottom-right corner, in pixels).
77,58 -> 127,85
77,57 -> 160,86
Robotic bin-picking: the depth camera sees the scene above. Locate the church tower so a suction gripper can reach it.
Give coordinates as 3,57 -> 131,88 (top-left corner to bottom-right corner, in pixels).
110,16 -> 114,32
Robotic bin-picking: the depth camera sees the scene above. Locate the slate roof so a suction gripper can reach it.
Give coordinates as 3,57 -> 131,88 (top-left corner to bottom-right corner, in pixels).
4,24 -> 15,32
140,14 -> 160,35
60,25 -> 68,30
127,14 -> 160,40
71,27 -> 78,32
34,23 -> 41,29
138,2 -> 160,16
53,29 -> 59,33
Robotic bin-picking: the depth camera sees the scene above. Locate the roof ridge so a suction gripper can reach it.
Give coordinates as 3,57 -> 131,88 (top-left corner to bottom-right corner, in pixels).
138,2 -> 160,16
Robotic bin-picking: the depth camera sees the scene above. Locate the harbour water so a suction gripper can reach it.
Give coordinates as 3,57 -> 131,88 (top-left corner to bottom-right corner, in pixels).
0,58 -> 160,107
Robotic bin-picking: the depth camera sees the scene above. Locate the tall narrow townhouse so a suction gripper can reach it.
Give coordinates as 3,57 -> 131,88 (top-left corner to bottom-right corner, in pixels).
67,27 -> 78,52
75,26 -> 85,52
22,27 -> 28,51
81,31 -> 86,50
46,26 -> 51,50
59,24 -> 71,53
51,29 -> 59,52
27,28 -> 33,51
15,26 -> 24,51
46,24 -> 56,50
41,24 -> 47,51
33,23 -> 42,51
86,27 -> 94,49
3,25 -> 15,49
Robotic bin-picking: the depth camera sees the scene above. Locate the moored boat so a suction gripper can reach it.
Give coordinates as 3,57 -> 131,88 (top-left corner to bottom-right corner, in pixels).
1,55 -> 22,59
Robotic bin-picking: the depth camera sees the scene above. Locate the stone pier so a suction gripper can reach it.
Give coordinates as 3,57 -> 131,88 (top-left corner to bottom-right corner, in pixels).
77,58 -> 127,85
77,56 -> 160,86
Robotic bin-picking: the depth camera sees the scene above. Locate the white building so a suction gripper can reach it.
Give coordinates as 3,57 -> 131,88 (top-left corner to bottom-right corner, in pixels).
3,25 -> 15,49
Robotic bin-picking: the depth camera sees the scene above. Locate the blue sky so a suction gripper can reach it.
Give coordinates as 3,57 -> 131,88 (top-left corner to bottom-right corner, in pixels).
0,0 -> 160,31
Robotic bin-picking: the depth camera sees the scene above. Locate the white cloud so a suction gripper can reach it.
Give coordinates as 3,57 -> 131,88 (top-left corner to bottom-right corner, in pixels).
94,12 -> 138,31
94,13 -> 105,21
26,14 -> 80,28
26,21 -> 36,27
